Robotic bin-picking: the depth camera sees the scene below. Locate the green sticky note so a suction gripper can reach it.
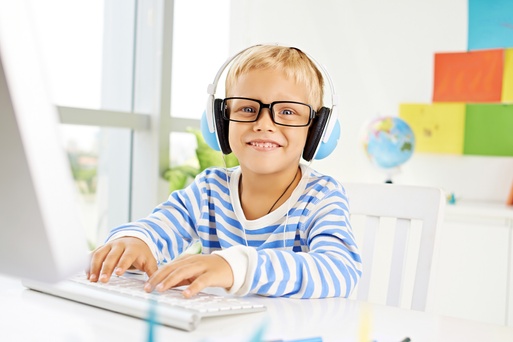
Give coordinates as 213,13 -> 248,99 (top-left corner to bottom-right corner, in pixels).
464,104 -> 513,156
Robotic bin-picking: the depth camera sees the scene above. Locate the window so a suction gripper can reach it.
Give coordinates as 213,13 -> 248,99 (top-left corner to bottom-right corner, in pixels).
170,0 -> 230,120
169,0 -> 230,182
27,0 -> 104,109
28,0 -> 230,247
28,0 -> 166,247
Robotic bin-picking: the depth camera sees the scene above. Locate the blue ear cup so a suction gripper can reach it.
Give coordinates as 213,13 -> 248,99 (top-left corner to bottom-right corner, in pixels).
303,107 -> 340,161
200,110 -> 221,151
201,98 -> 232,154
314,119 -> 340,160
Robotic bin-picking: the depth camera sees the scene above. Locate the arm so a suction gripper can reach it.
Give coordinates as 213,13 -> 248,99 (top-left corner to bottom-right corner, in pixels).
214,187 -> 362,299
87,174 -> 204,281
106,186 -> 199,264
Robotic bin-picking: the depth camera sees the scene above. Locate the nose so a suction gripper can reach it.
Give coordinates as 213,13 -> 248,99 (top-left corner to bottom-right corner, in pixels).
254,107 -> 275,131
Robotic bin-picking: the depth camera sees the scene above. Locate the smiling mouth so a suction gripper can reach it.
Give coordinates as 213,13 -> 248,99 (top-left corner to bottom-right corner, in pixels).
248,141 -> 280,149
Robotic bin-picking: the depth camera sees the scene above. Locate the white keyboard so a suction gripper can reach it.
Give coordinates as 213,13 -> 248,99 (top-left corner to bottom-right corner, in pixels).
22,274 -> 266,331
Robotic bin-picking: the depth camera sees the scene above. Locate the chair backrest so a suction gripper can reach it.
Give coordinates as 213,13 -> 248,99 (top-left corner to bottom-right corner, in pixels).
344,182 -> 445,311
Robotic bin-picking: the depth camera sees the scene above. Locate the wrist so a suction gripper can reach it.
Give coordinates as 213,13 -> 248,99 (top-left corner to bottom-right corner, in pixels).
213,245 -> 255,295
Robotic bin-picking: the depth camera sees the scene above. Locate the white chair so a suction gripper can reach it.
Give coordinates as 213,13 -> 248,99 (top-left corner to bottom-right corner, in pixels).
344,182 -> 445,311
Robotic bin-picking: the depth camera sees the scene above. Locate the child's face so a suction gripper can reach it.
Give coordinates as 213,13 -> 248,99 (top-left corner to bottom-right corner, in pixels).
227,68 -> 310,176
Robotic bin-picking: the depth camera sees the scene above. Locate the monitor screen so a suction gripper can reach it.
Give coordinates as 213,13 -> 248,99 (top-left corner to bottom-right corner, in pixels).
0,1 -> 89,282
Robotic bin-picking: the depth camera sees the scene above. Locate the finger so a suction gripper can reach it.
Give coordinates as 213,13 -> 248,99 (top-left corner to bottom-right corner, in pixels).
88,245 -> 112,282
144,263 -> 176,292
113,251 -> 141,276
143,256 -> 189,289
140,256 -> 158,277
99,245 -> 125,282
144,255 -> 205,292
155,263 -> 205,293
182,274 -> 210,298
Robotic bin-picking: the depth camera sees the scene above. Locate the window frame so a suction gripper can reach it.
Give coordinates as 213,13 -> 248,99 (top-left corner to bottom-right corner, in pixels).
57,0 -> 199,227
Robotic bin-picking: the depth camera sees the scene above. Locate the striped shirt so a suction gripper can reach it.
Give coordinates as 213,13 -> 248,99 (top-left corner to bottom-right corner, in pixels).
107,164 -> 361,298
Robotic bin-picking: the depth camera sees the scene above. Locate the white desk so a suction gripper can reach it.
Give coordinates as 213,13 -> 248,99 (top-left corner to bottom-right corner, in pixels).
1,274 -> 513,342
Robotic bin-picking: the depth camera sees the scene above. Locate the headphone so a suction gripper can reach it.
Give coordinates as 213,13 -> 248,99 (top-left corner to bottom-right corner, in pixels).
201,44 -> 341,161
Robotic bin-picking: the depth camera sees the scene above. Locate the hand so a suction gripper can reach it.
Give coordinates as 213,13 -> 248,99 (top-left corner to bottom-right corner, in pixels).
144,254 -> 233,298
87,237 -> 158,283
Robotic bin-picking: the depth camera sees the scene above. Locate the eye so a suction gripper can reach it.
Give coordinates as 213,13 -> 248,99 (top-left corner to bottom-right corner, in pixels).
232,99 -> 259,114
275,105 -> 300,116
240,106 -> 257,113
272,102 -> 312,125
280,108 -> 295,116
227,98 -> 259,116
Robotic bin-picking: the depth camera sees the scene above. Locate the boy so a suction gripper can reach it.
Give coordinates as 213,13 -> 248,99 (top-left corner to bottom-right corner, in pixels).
87,45 -> 361,299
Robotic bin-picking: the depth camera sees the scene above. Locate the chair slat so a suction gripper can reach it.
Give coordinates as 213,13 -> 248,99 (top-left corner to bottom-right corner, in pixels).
344,182 -> 445,311
356,215 -> 380,301
387,217 -> 410,307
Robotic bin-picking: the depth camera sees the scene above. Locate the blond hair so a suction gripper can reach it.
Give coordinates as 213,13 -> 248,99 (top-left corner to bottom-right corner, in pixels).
225,45 -> 324,110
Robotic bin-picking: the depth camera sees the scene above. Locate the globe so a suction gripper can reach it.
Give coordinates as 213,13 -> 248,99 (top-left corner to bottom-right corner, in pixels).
361,116 -> 415,182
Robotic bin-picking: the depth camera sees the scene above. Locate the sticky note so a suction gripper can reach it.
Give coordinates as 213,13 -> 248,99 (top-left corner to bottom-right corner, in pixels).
399,103 -> 465,154
464,104 -> 513,156
433,49 -> 504,102
468,0 -> 513,51
501,48 -> 513,103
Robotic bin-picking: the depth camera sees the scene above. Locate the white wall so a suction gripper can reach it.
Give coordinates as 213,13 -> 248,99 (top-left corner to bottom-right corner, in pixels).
229,0 -> 513,202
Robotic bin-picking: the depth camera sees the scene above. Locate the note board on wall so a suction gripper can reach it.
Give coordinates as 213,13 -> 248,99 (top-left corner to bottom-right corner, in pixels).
432,49 -> 504,102
502,48 -> 513,102
398,0 -> 513,159
399,103 -> 465,154
468,0 -> 513,50
464,104 -> 513,156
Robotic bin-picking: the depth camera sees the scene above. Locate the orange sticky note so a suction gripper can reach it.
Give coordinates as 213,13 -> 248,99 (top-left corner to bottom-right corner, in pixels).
433,49 -> 504,102
399,103 -> 466,154
501,48 -> 513,103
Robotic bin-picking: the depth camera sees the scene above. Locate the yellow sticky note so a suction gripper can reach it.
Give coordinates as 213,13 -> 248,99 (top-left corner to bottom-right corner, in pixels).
501,48 -> 513,103
399,103 -> 465,154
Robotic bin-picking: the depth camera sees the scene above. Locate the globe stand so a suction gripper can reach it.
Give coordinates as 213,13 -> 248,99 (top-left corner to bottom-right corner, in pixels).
383,166 -> 401,184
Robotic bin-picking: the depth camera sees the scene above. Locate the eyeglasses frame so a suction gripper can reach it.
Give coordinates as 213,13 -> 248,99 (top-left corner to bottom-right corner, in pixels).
220,96 -> 317,127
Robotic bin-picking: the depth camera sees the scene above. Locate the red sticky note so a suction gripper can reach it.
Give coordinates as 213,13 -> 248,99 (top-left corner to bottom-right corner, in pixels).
433,49 -> 504,102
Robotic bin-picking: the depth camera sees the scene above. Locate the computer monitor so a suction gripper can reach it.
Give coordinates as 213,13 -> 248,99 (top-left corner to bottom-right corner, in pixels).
0,1 -> 89,282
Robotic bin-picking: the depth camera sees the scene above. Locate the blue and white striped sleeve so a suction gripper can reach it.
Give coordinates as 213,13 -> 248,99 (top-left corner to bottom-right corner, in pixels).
215,184 -> 361,299
105,179 -> 203,265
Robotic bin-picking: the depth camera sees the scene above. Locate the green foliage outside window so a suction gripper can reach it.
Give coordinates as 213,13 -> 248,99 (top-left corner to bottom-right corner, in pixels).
68,153 -> 97,194
164,128 -> 238,192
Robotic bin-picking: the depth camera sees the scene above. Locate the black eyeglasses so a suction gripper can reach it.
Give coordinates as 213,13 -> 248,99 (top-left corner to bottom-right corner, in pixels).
221,97 -> 316,127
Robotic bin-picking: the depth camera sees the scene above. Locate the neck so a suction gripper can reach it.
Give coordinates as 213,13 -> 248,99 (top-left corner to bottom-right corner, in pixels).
238,166 -> 301,220
266,168 -> 300,214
